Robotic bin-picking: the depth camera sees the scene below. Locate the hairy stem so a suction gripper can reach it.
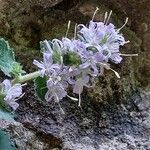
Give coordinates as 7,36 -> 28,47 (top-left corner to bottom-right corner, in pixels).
12,71 -> 41,84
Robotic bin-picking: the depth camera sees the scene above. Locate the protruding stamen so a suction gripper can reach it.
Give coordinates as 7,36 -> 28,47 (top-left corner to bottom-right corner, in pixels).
15,92 -> 25,101
124,40 -> 130,44
98,62 -> 110,70
21,83 -> 27,87
110,68 -> 120,78
58,102 -> 65,114
105,10 -> 112,25
118,17 -> 128,31
67,95 -> 78,101
120,53 -> 138,57
55,93 -> 65,114
78,91 -> 81,107
104,11 -> 108,24
92,7 -> 99,21
65,20 -> 71,37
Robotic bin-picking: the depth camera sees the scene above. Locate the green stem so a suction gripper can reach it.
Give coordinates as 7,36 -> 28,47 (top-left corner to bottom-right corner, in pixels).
12,71 -> 41,84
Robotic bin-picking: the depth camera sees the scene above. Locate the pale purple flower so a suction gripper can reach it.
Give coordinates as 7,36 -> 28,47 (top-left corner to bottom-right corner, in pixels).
73,76 -> 90,95
32,11 -> 128,109
33,52 -> 60,77
102,42 -> 123,63
77,21 -> 103,44
106,42 -> 120,53
45,78 -> 67,102
1,79 -> 22,110
52,39 -> 64,55
77,20 -> 128,64
78,21 -> 116,45
61,38 -> 86,56
108,32 -> 126,46
110,53 -> 122,64
72,40 -> 86,55
58,66 -> 76,86
73,75 -> 90,107
52,39 -> 63,49
62,37 -> 75,53
41,40 -> 53,54
79,49 -> 104,75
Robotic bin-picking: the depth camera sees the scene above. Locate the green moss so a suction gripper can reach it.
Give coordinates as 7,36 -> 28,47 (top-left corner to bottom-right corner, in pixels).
111,15 -> 141,48
14,29 -> 30,46
42,22 -> 75,40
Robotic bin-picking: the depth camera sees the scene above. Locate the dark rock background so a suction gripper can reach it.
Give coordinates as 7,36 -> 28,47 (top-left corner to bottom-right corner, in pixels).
0,0 -> 150,149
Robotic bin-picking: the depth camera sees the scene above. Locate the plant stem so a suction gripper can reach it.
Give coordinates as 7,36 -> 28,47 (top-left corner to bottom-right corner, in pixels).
12,71 -> 41,84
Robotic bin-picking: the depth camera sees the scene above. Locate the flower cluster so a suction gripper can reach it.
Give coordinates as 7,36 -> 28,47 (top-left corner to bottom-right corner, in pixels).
0,10 -> 133,112
0,79 -> 23,110
33,10 -> 129,108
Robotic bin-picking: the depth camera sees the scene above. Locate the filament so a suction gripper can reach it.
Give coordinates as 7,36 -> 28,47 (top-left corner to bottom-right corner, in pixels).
65,20 -> 71,37
92,7 -> 99,21
118,17 -> 128,31
104,11 -> 108,24
105,10 -> 112,25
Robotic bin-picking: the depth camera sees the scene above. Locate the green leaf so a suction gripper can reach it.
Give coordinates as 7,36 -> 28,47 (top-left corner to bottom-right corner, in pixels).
0,129 -> 15,150
0,38 -> 16,77
0,108 -> 14,121
34,76 -> 48,101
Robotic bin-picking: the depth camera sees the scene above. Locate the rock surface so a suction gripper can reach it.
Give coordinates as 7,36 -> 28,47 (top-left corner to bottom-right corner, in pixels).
15,88 -> 150,149
0,0 -> 150,149
101,0 -> 150,89
0,120 -> 49,149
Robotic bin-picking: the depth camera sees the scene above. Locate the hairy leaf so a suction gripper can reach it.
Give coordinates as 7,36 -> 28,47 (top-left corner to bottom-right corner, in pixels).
10,62 -> 26,77
0,108 -> 14,121
0,38 -> 16,77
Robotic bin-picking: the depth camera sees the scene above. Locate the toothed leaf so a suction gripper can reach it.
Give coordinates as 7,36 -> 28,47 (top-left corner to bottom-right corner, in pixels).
0,38 -> 16,77
0,107 -> 14,121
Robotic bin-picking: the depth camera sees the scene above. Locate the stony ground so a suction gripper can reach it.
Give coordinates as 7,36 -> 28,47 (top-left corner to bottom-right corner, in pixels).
1,87 -> 149,150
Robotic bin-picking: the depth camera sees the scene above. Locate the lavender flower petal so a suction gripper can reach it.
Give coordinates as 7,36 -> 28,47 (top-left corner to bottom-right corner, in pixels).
1,79 -> 22,110
73,76 -> 90,94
